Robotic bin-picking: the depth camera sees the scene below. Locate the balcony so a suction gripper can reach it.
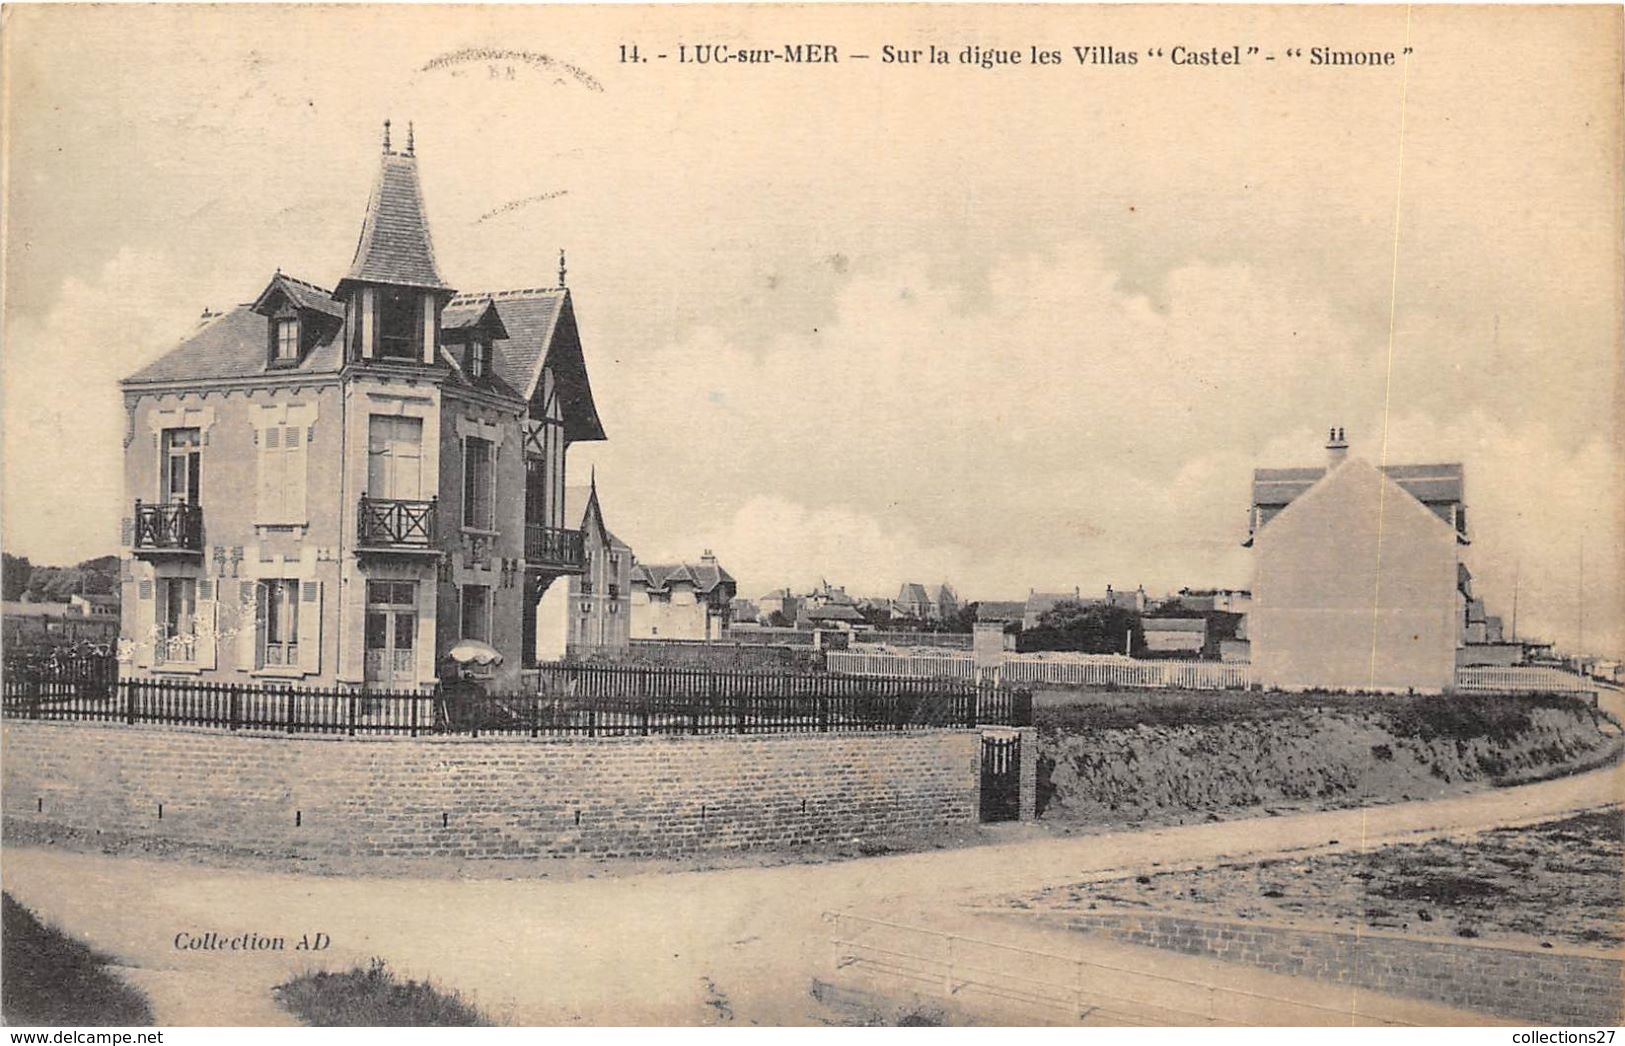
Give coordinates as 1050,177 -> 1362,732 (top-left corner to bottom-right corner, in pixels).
525,525 -> 584,572
357,495 -> 438,553
132,501 -> 203,556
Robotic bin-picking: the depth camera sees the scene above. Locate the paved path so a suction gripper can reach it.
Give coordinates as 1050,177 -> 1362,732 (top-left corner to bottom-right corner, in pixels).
4,719 -> 1619,1026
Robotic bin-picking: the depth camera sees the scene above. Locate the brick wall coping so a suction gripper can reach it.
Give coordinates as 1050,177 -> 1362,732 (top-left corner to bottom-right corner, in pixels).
2,717 -> 994,746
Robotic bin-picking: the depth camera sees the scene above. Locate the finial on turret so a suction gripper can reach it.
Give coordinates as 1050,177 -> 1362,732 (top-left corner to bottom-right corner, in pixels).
382,119 -> 392,154
406,121 -> 415,156
558,249 -> 568,289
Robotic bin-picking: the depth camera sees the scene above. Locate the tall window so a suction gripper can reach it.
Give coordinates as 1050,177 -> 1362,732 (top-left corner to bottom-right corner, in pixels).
259,579 -> 300,667
463,437 -> 494,529
467,338 -> 489,378
367,416 -> 423,500
162,428 -> 201,505
256,423 -> 307,523
378,288 -> 419,359
159,578 -> 196,663
275,318 -> 299,361
460,584 -> 491,642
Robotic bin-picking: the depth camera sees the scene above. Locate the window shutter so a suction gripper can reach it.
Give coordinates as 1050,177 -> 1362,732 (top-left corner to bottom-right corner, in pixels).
197,581 -> 218,671
133,580 -> 155,668
297,580 -> 322,675
236,580 -> 258,671
285,426 -> 308,523
257,428 -> 280,523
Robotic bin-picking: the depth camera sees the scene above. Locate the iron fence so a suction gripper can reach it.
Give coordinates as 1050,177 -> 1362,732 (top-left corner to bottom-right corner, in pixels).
1,658 -> 1031,737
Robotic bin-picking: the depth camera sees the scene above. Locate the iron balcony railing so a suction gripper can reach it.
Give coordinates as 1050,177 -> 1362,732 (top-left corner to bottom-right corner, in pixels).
132,500 -> 203,552
525,524 -> 584,570
358,495 -> 436,548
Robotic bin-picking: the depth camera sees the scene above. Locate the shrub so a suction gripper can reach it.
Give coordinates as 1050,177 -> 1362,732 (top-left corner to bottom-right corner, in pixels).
274,958 -> 490,1027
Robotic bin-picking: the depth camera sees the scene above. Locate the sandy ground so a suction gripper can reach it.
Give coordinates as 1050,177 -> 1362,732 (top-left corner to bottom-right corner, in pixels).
4,735 -> 1620,1027
1018,806 -> 1623,952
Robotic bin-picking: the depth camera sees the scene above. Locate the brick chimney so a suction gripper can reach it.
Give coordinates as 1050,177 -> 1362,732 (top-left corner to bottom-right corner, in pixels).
1326,426 -> 1349,467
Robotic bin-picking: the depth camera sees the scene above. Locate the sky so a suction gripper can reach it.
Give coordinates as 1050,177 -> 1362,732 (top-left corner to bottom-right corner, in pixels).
2,5 -> 1620,654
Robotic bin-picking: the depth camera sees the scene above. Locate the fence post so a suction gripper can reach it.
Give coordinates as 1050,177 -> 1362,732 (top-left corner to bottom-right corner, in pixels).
347,689 -> 357,737
588,707 -> 597,739
410,690 -> 419,738
229,684 -> 240,731
818,693 -> 829,732
285,687 -> 295,734
125,680 -> 136,725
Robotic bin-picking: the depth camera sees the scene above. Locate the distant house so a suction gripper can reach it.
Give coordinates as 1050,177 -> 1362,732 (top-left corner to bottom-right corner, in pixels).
894,582 -> 932,621
931,583 -> 960,622
1248,428 -> 1465,692
630,551 -> 736,640
800,602 -> 865,629
756,588 -> 799,624
1142,616 -> 1207,655
730,597 -> 760,624
1023,589 -> 1080,631
68,593 -> 120,618
1177,588 -> 1251,614
975,601 -> 1027,627
533,479 -> 632,660
1103,585 -> 1147,613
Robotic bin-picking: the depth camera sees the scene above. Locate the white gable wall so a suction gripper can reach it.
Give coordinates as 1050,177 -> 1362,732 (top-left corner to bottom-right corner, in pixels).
1252,458 -> 1458,693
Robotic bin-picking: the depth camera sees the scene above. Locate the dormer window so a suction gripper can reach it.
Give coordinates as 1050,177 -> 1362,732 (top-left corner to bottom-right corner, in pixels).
275,318 -> 300,362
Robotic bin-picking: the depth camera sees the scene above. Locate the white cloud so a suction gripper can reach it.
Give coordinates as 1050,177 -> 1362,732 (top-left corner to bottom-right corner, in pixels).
2,248 -> 202,564
585,239 -> 1621,654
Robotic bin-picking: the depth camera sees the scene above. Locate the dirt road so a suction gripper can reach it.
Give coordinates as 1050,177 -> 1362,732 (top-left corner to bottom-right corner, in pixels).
5,734 -> 1618,1026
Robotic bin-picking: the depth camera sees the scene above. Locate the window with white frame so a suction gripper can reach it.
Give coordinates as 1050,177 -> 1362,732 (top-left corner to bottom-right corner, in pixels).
158,578 -> 197,663
259,579 -> 300,667
275,318 -> 299,361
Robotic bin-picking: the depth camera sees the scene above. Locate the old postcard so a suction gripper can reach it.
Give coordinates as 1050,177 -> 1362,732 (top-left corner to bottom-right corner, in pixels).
1,2 -> 1620,1031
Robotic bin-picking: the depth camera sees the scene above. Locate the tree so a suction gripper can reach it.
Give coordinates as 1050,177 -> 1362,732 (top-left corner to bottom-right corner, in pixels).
766,610 -> 792,628
1020,599 -> 1143,654
2,553 -> 32,601
944,602 -> 979,634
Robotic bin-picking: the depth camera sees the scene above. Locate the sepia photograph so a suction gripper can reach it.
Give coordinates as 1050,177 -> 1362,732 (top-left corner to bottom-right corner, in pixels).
0,1 -> 1620,1032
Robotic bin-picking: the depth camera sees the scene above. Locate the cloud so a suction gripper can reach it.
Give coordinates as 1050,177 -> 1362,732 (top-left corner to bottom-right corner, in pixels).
2,248 -> 202,564
586,238 -> 1620,654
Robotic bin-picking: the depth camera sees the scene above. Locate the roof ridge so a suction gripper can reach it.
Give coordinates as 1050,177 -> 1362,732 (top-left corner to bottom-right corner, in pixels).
451,286 -> 566,303
278,272 -> 334,295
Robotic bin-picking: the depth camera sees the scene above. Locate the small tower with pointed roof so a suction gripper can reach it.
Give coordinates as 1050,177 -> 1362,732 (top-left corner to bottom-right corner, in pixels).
336,119 -> 455,366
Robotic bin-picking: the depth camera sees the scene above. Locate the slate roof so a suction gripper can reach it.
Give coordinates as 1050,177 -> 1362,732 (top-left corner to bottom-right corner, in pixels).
804,603 -> 864,622
123,304 -> 345,385
563,483 -> 629,551
340,152 -> 449,291
1251,459 -> 1467,542
632,560 -> 735,595
976,600 -> 1027,623
1025,591 -> 1080,616
1252,463 -> 1464,509
446,288 -> 606,443
254,272 -> 346,319
441,297 -> 508,339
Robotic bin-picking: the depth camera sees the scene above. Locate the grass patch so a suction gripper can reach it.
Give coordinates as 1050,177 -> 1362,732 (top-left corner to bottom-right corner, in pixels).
1,892 -> 153,1026
274,958 -> 490,1026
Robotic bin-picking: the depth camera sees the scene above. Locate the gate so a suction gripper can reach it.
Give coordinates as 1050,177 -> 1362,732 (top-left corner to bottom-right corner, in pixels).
979,733 -> 1021,823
